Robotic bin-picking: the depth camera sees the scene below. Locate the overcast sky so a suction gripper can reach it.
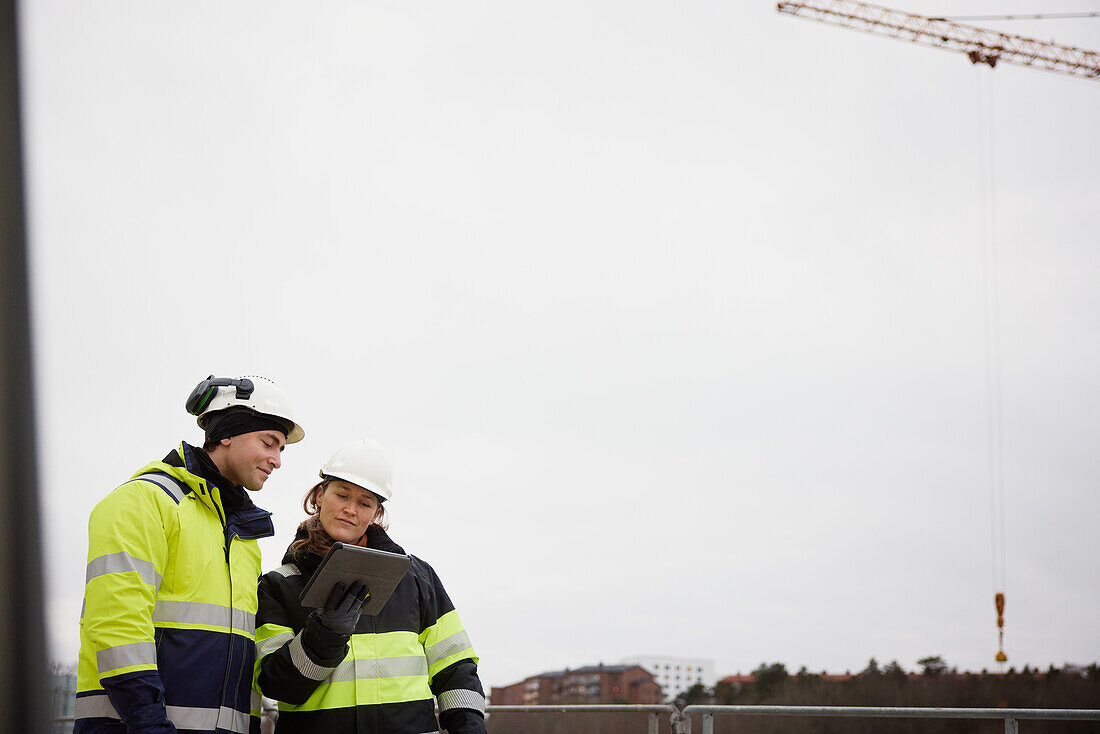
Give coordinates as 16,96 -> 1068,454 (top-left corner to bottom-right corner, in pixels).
18,1 -> 1100,690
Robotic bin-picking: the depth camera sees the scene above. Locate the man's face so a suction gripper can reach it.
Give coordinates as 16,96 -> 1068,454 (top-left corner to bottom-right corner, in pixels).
217,430 -> 286,491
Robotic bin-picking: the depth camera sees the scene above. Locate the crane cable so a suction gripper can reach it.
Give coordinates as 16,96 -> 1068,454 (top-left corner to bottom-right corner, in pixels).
977,65 -> 1009,665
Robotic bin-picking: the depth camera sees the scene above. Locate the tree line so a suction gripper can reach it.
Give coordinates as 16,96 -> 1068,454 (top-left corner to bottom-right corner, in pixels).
485,659 -> 1099,734
675,658 -> 1100,734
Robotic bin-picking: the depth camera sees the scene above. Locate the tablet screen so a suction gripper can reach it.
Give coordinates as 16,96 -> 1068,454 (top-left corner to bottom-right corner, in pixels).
298,542 -> 413,614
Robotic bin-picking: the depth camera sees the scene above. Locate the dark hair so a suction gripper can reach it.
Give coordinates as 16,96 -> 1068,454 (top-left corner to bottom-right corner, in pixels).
290,480 -> 388,558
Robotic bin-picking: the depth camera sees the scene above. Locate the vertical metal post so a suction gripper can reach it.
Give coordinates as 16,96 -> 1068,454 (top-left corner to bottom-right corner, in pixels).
702,711 -> 714,734
670,707 -> 689,734
1004,717 -> 1019,734
649,711 -> 658,734
0,0 -> 48,731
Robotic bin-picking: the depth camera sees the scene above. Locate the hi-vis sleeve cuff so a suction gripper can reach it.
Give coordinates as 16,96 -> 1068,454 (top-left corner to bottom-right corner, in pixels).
288,634 -> 338,681
438,688 -> 487,714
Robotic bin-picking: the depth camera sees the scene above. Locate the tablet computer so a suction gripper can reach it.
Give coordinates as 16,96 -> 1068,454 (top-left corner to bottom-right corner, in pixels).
298,542 -> 413,614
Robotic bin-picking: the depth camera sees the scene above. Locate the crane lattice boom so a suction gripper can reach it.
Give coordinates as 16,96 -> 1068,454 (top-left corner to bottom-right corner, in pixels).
777,0 -> 1100,80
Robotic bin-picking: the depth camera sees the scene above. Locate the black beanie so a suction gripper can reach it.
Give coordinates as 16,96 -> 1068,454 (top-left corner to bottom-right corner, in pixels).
204,407 -> 291,446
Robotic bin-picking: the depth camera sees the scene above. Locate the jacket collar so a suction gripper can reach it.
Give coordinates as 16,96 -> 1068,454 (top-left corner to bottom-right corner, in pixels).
141,442 -> 274,540
282,523 -> 405,572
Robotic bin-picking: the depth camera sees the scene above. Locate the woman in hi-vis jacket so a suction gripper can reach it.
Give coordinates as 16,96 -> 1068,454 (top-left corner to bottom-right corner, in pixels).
254,438 -> 487,734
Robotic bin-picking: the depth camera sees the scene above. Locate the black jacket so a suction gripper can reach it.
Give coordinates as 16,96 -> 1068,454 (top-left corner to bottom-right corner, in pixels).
255,525 -> 486,734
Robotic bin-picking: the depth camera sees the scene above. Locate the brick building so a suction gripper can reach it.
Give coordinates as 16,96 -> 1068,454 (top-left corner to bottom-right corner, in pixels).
492,664 -> 663,705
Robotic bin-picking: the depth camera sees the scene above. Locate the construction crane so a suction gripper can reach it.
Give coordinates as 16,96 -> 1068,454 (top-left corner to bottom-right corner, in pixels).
773,0 -> 1100,666
776,0 -> 1100,80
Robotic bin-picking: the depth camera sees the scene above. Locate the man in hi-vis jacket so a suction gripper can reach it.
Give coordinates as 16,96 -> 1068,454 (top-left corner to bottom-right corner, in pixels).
75,375 -> 304,734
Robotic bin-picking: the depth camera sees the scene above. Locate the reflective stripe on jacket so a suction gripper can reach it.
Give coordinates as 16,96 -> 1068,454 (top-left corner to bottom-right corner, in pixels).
76,442 -> 274,734
254,527 -> 486,734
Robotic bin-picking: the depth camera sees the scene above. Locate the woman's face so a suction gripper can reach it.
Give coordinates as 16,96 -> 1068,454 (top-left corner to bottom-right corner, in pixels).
318,480 -> 382,543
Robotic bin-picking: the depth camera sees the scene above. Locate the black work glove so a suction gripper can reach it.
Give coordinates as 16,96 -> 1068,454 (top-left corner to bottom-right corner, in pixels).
302,580 -> 370,663
316,580 -> 370,636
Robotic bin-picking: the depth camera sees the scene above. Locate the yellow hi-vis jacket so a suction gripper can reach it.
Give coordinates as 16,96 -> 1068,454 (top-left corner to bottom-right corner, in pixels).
75,442 -> 273,734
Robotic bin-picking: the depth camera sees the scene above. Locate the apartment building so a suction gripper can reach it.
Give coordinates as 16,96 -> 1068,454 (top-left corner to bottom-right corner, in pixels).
621,655 -> 715,702
491,663 -> 663,705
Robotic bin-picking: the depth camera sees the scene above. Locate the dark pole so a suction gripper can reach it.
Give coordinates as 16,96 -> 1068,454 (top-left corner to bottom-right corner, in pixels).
0,0 -> 50,730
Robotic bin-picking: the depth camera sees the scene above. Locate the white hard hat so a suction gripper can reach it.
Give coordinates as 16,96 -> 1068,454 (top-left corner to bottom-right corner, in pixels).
190,375 -> 305,444
320,438 -> 394,501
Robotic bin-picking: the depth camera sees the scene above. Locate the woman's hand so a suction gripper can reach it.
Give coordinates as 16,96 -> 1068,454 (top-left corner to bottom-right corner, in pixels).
315,580 -> 371,636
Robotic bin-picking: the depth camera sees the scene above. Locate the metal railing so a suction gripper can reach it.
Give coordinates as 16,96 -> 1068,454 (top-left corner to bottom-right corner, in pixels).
55,704 -> 1100,733
487,704 -> 674,734
485,704 -> 1100,734
680,705 -> 1100,734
